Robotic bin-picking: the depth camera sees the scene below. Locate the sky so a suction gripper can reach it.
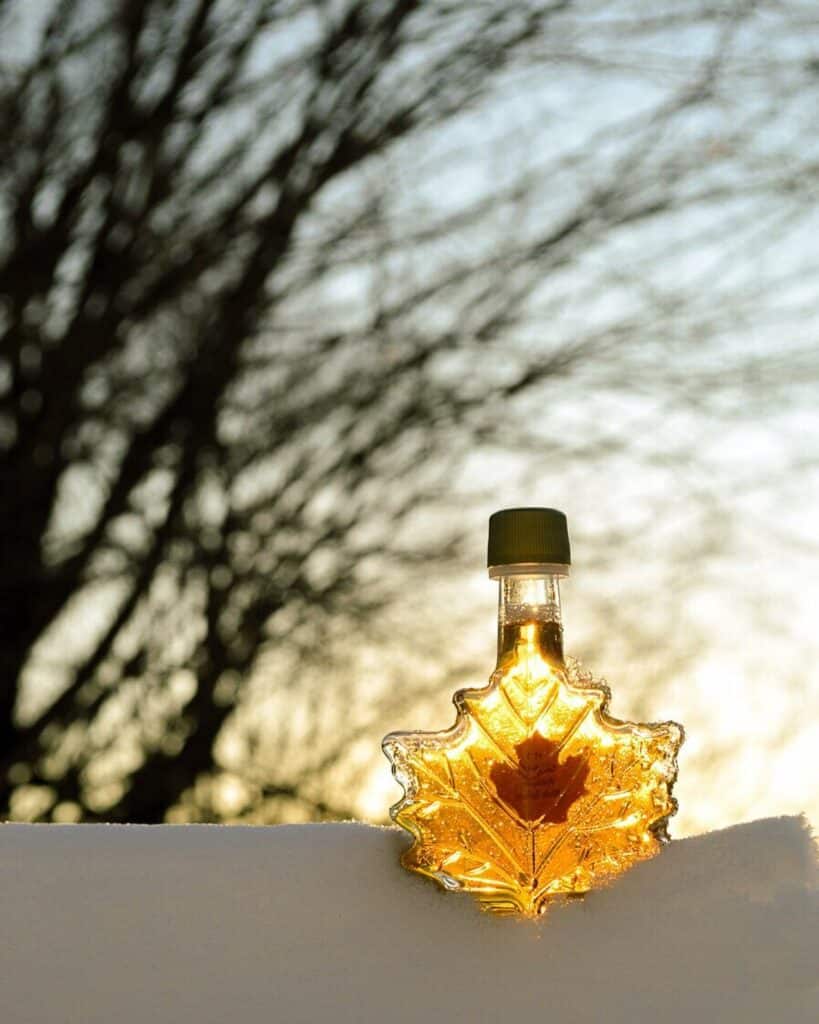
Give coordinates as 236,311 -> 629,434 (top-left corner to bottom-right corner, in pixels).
348,4 -> 819,838
5,1 -> 817,836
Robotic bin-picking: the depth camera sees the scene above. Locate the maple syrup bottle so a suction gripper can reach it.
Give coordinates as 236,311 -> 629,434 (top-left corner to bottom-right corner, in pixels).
384,507 -> 683,916
491,507 -> 569,673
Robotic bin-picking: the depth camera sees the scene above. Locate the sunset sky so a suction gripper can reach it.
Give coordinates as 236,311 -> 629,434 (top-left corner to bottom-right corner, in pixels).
350,11 -> 819,836
4,1 -> 817,834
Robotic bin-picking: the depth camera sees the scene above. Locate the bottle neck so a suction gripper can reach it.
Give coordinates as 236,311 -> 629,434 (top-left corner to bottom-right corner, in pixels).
495,571 -> 565,669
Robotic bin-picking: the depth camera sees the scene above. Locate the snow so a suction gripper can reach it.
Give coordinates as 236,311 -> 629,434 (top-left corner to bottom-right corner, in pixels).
0,816 -> 816,1023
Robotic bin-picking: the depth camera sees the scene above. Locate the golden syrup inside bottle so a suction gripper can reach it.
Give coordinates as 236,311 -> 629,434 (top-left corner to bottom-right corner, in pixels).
384,617 -> 682,915
498,618 -> 564,666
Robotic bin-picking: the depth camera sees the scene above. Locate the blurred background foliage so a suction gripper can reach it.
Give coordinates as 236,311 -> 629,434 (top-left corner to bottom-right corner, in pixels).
0,0 -> 817,831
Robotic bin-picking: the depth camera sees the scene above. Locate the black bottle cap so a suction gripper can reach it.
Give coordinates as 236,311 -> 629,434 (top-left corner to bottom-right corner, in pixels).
487,508 -> 571,567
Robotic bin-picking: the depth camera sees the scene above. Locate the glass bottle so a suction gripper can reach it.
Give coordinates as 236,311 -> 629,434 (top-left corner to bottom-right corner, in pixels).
383,507 -> 683,916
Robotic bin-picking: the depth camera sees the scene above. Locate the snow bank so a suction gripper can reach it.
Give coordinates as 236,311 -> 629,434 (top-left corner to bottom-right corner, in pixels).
0,816 -> 816,1023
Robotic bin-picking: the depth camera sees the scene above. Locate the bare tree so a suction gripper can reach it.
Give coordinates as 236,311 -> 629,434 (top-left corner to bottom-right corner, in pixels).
1,0 -> 817,824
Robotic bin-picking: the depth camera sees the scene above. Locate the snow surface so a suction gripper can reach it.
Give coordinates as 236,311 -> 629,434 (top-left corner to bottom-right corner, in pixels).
0,816 -> 816,1024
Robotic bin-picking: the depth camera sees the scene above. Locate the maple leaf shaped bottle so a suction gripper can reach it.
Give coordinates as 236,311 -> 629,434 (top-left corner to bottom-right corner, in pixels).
383,507 -> 683,916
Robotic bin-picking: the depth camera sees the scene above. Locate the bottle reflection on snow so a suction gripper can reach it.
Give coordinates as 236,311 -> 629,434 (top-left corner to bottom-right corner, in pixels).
383,508 -> 683,916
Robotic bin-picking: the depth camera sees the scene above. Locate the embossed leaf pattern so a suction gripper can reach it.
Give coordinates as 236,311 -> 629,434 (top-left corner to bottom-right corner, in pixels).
383,657 -> 682,916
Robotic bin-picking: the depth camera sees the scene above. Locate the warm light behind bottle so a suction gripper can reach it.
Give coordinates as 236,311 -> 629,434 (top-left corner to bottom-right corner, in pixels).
384,508 -> 683,916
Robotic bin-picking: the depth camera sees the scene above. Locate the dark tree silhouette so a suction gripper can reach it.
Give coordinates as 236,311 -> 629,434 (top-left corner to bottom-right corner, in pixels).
1,0 -> 816,823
